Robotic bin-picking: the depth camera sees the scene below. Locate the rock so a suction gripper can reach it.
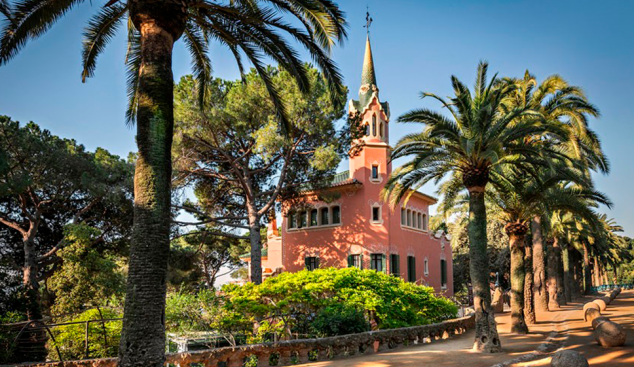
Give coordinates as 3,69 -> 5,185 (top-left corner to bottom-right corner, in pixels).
594,298 -> 608,311
592,316 -> 611,330
594,320 -> 627,347
583,302 -> 601,315
550,350 -> 589,367
584,308 -> 602,322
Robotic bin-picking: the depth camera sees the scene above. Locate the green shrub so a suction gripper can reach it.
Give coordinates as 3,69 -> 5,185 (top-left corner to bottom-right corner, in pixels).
47,308 -> 122,361
310,304 -> 369,337
0,311 -> 25,364
220,267 -> 457,337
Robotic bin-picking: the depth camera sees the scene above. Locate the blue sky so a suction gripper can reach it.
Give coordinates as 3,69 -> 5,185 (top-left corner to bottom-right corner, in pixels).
1,0 -> 633,236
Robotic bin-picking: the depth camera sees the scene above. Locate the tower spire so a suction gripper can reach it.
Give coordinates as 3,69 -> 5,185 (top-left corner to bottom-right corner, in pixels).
361,35 -> 377,87
361,9 -> 376,87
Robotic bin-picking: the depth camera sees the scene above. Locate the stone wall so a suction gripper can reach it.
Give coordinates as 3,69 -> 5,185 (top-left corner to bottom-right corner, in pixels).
15,315 -> 475,367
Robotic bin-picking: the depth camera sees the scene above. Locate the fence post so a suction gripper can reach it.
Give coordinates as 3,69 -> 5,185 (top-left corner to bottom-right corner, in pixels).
85,320 -> 90,359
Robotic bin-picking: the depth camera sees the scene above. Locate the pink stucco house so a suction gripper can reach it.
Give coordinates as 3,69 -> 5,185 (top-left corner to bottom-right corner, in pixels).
244,36 -> 453,296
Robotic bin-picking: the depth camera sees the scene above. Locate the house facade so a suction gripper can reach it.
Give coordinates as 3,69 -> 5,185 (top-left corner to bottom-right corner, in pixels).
244,36 -> 453,296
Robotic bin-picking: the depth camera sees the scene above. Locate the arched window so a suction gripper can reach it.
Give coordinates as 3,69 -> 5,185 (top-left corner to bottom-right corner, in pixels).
366,122 -> 370,136
407,210 -> 411,226
372,114 -> 377,137
417,213 -> 422,229
423,214 -> 428,231
379,122 -> 384,139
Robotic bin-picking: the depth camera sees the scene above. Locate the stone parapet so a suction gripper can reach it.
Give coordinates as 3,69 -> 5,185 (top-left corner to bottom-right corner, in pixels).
14,315 -> 475,367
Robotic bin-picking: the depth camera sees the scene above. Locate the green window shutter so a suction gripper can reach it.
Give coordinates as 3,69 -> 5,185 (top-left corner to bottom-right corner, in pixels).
347,255 -> 353,267
381,254 -> 387,273
304,257 -> 309,270
316,257 -> 321,269
407,256 -> 416,282
441,259 -> 447,285
396,254 -> 400,275
360,254 -> 364,270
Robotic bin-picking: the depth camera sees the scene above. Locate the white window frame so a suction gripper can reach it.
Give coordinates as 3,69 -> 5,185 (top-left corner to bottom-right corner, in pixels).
370,204 -> 383,225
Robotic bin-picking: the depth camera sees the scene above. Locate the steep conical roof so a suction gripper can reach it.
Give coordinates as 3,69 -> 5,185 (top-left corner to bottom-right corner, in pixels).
361,35 -> 377,86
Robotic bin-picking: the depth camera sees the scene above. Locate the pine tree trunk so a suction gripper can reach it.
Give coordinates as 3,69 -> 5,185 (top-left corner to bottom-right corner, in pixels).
562,244 -> 572,303
119,3 -> 186,366
531,217 -> 548,312
22,236 -> 47,362
523,240 -> 535,325
467,189 -> 502,352
508,228 -> 528,334
248,207 -> 263,285
583,242 -> 592,294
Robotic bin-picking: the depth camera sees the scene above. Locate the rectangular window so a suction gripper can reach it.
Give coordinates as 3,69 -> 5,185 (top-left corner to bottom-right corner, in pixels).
310,209 -> 318,226
305,256 -> 319,271
407,256 -> 416,282
417,213 -> 422,229
423,215 -> 428,231
371,254 -> 385,272
371,165 -> 379,179
407,210 -> 411,227
401,208 -> 406,225
348,254 -> 362,269
299,211 -> 307,228
441,259 -> 447,287
424,258 -> 429,275
289,212 -> 296,229
390,254 -> 400,276
332,206 -> 341,224
372,206 -> 380,222
320,207 -> 329,225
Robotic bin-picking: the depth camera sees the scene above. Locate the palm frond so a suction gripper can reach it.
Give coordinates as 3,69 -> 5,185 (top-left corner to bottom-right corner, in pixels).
0,0 -> 85,64
81,2 -> 127,82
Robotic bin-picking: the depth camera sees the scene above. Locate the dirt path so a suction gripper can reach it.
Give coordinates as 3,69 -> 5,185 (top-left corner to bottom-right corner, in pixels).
516,290 -> 634,367
294,290 -> 634,367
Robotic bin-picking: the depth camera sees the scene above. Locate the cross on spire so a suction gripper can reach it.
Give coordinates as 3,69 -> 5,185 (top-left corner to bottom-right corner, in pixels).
364,7 -> 373,35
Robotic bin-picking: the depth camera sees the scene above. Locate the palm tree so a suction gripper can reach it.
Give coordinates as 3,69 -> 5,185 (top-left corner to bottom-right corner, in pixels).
484,165 -> 606,332
381,62 -> 567,352
1,1 -> 347,365
500,71 -> 607,313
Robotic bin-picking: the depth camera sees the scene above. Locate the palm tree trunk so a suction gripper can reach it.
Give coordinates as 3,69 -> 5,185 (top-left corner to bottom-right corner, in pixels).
119,3 -> 186,366
531,216 -> 548,312
593,257 -> 601,287
583,242 -> 592,294
562,244 -> 572,302
546,238 -> 560,310
554,239 -> 566,306
467,189 -> 502,352
573,251 -> 583,298
523,239 -> 535,325
507,226 -> 528,334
